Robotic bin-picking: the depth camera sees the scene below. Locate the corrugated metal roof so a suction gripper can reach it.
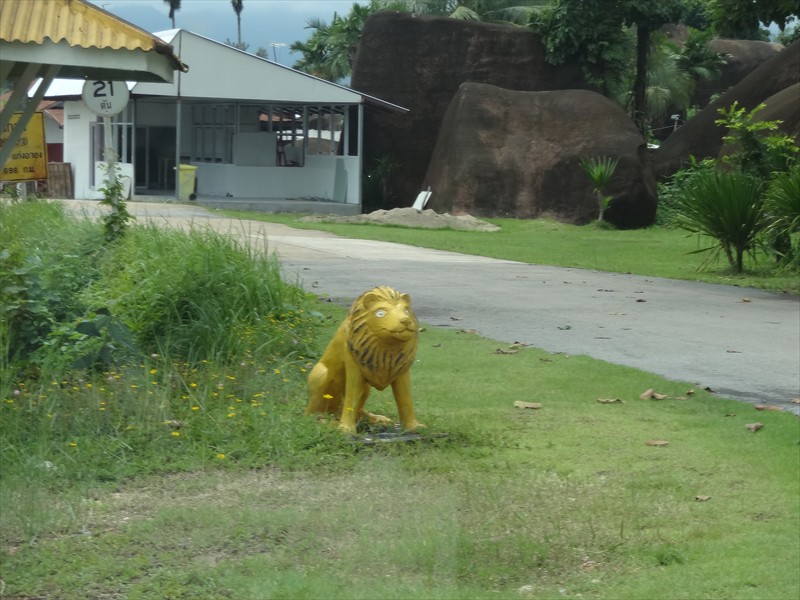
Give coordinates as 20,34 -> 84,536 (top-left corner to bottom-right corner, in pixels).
0,0 -> 187,72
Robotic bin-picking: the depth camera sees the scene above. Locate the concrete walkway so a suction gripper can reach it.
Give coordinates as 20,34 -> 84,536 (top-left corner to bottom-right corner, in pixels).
64,199 -> 800,413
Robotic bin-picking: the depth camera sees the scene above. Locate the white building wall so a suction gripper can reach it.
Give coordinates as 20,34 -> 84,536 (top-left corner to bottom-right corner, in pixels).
63,100 -> 101,199
192,155 -> 358,202
43,116 -> 62,145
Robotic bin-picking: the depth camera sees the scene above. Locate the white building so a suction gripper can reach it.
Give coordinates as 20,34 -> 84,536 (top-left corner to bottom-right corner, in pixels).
41,29 -> 406,211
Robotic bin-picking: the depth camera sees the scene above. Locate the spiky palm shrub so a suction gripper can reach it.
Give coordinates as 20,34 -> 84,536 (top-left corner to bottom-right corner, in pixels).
675,170 -> 765,273
580,156 -> 619,222
763,165 -> 800,267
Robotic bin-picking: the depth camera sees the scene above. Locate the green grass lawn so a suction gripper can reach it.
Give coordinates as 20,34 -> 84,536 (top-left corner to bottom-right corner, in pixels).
219,211 -> 800,294
2,203 -> 798,599
3,306 -> 798,600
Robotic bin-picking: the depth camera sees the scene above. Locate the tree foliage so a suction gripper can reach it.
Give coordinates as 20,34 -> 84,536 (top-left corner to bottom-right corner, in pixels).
536,0 -> 685,133
163,0 -> 181,28
290,2 -> 375,81
708,0 -> 800,39
231,0 -> 244,47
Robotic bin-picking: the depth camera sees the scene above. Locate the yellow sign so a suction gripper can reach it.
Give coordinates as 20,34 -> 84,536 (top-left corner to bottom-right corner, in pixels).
1,112 -> 48,182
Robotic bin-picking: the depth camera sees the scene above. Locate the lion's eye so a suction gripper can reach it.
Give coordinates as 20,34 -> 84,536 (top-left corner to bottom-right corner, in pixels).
405,309 -> 410,315
375,309 -> 386,318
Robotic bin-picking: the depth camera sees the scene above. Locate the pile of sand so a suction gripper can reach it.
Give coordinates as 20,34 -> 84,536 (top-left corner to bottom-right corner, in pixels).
299,208 -> 500,232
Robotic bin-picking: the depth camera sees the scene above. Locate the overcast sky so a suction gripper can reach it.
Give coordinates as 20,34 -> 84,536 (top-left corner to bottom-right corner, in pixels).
87,0 -> 365,65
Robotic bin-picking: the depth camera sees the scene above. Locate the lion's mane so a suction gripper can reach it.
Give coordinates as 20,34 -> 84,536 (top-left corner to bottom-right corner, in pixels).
345,286 -> 418,391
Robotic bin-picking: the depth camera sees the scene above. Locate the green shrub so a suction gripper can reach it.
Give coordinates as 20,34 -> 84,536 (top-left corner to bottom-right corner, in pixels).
656,156 -> 716,226
674,170 -> 765,272
0,201 -> 106,368
579,155 -> 619,223
716,102 -> 799,181
763,165 -> 800,267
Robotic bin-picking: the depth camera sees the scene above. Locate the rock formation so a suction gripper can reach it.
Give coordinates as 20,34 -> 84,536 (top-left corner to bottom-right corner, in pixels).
350,11 -> 592,211
422,84 -> 657,229
653,39 -> 799,179
693,38 -> 784,108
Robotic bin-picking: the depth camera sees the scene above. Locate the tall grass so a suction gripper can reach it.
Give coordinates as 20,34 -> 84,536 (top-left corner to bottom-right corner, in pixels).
82,222 -> 313,364
1,201 -> 344,545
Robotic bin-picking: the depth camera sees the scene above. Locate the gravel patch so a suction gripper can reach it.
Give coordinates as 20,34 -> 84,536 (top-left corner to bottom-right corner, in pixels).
299,207 -> 500,232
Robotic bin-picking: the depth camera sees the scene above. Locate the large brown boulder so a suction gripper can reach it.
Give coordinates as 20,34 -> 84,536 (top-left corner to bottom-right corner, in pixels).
422,84 -> 657,229
693,39 -> 784,108
755,83 -> 800,143
653,39 -> 799,179
350,11 -> 592,211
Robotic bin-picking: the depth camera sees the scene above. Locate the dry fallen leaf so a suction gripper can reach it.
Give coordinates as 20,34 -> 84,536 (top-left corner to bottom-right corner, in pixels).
514,401 -> 542,410
724,413 -> 737,417
509,341 -> 532,349
686,389 -> 695,396
495,348 -> 519,355
645,440 -> 670,447
745,422 -> 764,432
597,398 -> 624,404
640,388 -> 667,400
792,399 -> 800,405
431,343 -> 442,348
741,298 -> 751,303
449,316 -> 462,321
458,329 -> 479,335
755,404 -> 783,412
695,495 -> 712,502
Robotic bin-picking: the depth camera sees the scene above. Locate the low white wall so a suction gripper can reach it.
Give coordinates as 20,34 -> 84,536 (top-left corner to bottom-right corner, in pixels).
193,155 -> 359,203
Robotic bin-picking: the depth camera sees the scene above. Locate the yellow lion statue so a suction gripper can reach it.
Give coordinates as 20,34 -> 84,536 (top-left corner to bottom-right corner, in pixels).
306,286 -> 423,434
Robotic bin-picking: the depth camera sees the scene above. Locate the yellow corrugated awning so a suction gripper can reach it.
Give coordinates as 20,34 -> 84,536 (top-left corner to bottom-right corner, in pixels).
0,0 -> 188,79
0,0 -> 188,168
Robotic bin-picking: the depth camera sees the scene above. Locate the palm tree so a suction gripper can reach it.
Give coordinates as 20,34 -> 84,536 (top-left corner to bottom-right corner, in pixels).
291,4 -> 374,82
231,0 -> 244,47
163,0 -> 181,28
289,34 -> 335,81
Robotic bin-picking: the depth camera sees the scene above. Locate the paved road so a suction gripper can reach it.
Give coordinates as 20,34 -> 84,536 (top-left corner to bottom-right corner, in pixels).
66,200 -> 800,413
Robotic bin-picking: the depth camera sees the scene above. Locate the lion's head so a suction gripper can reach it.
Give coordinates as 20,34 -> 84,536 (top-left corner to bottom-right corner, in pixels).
346,286 -> 419,390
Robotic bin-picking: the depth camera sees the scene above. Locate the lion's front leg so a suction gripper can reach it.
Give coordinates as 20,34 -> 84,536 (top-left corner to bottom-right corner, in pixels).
392,370 -> 424,431
339,360 -> 371,434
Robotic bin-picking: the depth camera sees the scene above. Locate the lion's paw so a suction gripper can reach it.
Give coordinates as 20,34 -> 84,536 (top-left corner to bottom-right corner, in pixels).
365,412 -> 393,426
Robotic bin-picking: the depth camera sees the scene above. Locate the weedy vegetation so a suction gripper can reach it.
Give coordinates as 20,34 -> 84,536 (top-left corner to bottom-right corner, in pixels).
1,200 -> 798,600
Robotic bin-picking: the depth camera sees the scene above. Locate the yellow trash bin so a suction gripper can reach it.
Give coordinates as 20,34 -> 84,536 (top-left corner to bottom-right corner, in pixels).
176,164 -> 198,201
